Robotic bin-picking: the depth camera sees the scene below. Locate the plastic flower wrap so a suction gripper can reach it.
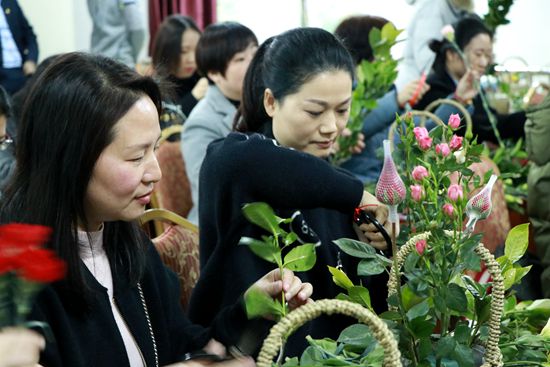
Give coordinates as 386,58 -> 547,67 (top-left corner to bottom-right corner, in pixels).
375,139 -> 406,223
465,174 -> 498,235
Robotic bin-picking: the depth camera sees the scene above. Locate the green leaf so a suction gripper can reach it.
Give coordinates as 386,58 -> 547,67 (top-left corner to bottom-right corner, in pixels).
513,264 -> 532,284
447,283 -> 468,313
284,231 -> 298,246
436,336 -> 457,358
239,236 -> 281,264
379,310 -> 402,321
337,324 -> 374,348
328,266 -> 354,290
503,267 -> 517,290
348,286 -> 372,309
357,258 -> 386,276
401,284 -> 423,311
242,202 -> 283,236
283,244 -> 316,272
332,238 -> 377,259
504,223 -> 530,263
406,299 -> 430,321
244,287 -> 282,319
452,343 -> 474,367
409,317 -> 436,338
453,322 -> 472,344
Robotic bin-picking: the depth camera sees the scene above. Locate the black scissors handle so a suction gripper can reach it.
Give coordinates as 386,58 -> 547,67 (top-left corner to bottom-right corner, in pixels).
354,209 -> 393,257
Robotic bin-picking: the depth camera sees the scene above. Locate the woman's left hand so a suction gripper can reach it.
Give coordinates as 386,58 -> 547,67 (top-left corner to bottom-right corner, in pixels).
245,268 -> 313,313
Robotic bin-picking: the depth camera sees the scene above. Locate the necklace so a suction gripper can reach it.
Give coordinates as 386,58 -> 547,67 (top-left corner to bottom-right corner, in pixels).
138,283 -> 159,367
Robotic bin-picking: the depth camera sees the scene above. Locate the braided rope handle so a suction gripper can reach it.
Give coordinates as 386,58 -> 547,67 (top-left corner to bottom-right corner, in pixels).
387,231 -> 503,367
424,98 -> 473,138
257,299 -> 402,367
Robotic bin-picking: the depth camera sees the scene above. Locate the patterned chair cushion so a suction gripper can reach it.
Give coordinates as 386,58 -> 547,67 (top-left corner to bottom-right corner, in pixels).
153,141 -> 193,218
152,223 -> 199,310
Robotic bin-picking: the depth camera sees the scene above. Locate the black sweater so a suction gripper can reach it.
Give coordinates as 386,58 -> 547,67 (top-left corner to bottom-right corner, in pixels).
188,132 -> 388,357
415,68 -> 526,144
30,238 -> 248,367
168,73 -> 201,118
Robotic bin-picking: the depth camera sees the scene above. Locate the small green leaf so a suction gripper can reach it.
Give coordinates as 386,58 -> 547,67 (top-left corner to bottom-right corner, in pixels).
242,202 -> 283,236
406,299 -> 430,321
453,322 -> 471,344
504,223 -> 530,263
452,343 -> 474,367
332,238 -> 377,259
379,310 -> 402,321
337,324 -> 374,348
357,258 -> 385,276
447,283 -> 468,313
283,244 -> 316,272
503,267 -> 517,290
239,236 -> 281,264
244,287 -> 282,319
513,264 -> 532,284
284,231 -> 298,246
348,286 -> 372,309
328,265 -> 354,290
436,336 -> 457,358
409,317 -> 436,338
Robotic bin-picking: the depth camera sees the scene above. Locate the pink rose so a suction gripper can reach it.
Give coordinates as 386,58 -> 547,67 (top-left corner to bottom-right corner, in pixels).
449,135 -> 463,151
447,184 -> 463,202
448,113 -> 461,129
418,136 -> 433,150
410,184 -> 424,202
435,143 -> 451,157
441,25 -> 455,42
443,203 -> 454,217
415,239 -> 427,255
413,126 -> 429,140
412,165 -> 429,181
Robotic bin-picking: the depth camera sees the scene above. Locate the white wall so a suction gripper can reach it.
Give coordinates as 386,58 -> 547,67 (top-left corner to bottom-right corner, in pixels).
15,0 -> 550,69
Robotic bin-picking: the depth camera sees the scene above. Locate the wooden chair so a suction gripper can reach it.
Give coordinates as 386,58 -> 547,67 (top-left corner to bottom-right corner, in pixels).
150,125 -> 193,236
140,208 -> 200,310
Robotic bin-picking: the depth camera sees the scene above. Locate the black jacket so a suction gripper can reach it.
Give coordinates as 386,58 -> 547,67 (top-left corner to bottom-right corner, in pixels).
0,0 -> 38,65
188,132 -> 388,357
30,238 -> 248,367
415,68 -> 526,144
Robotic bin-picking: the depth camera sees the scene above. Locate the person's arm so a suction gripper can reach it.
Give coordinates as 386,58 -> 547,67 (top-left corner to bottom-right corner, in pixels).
0,328 -> 44,367
361,89 -> 402,139
122,0 -> 146,63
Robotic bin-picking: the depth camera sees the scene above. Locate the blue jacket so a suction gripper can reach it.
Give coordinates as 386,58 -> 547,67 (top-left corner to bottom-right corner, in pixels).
0,0 -> 38,65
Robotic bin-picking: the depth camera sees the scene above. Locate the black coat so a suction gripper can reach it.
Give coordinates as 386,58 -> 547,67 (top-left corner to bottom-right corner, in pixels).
415,68 -> 526,144
30,238 -> 247,367
188,132 -> 389,357
0,0 -> 38,65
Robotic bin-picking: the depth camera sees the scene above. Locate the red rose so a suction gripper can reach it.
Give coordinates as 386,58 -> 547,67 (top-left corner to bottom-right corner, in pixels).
15,248 -> 66,283
0,224 -> 52,247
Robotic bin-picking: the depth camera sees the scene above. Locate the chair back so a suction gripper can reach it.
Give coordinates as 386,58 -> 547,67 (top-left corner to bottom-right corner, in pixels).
150,125 -> 193,235
140,208 -> 200,310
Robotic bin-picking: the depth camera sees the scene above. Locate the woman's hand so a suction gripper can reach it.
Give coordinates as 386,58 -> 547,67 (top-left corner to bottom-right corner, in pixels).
397,78 -> 430,108
454,69 -> 480,105
245,268 -> 313,314
331,128 -> 365,155
0,327 -> 45,367
356,191 -> 394,250
191,77 -> 209,100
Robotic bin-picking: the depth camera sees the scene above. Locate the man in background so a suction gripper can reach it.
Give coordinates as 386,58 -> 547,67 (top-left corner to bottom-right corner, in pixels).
0,0 -> 37,95
87,0 -> 146,68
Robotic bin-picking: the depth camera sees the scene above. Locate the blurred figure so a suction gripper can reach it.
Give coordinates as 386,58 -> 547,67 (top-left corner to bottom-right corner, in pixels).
87,0 -> 145,67
152,15 -> 208,123
0,0 -> 38,95
395,0 -> 472,89
334,15 -> 430,183
181,21 -> 257,224
0,327 -> 45,367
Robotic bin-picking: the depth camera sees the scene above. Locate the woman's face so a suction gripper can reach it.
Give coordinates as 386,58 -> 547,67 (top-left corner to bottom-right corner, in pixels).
267,70 -> 352,158
176,28 -> 201,78
463,33 -> 493,76
83,96 -> 162,230
209,42 -> 258,101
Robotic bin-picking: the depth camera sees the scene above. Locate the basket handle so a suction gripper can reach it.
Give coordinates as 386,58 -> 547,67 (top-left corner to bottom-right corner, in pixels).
424,98 -> 473,138
256,299 -> 402,367
387,231 -> 503,367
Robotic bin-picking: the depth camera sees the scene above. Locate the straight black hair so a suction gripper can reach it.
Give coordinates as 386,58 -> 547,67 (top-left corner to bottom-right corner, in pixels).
196,21 -> 257,78
1,52 -> 163,303
152,15 -> 201,77
234,27 -> 355,132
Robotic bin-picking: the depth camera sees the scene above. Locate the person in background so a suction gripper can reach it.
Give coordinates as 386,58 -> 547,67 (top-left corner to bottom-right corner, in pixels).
152,15 -> 209,125
181,21 -> 258,224
415,15 -> 525,144
87,0 -> 145,68
189,27 -> 392,358
0,84 -> 14,192
0,52 -> 311,367
395,0 -> 472,89
334,15 -> 430,183
0,0 -> 38,95
0,327 -> 45,367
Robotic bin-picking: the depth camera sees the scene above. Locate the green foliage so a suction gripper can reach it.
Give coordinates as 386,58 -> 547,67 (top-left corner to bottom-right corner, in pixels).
331,22 -> 401,165
483,0 -> 515,32
240,202 -> 317,320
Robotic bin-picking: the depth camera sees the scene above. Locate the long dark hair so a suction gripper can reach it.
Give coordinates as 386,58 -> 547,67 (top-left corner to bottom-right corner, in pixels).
1,52 -> 162,301
152,15 -> 201,77
234,27 -> 355,132
334,15 -> 389,64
